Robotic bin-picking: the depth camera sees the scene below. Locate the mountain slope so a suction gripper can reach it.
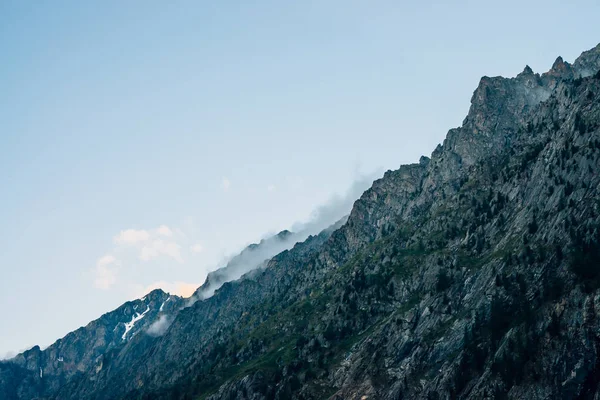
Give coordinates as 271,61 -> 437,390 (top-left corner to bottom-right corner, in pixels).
2,43 -> 600,399
0,229 -> 308,399
0,289 -> 183,399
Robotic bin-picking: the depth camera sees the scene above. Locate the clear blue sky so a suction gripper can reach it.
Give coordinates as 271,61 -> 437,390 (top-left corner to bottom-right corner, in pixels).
1,0 -> 599,357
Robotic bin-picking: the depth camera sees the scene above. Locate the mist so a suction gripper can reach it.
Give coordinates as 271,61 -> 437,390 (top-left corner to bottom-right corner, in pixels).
292,172 -> 381,236
0,346 -> 34,361
188,171 -> 381,304
146,314 -> 172,337
0,351 -> 17,361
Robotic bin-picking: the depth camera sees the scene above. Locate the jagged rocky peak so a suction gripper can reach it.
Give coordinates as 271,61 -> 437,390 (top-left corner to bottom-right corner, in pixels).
516,64 -> 543,91
466,45 -> 598,133
545,55 -> 573,77
519,64 -> 534,76
464,70 -> 546,136
439,44 -> 599,171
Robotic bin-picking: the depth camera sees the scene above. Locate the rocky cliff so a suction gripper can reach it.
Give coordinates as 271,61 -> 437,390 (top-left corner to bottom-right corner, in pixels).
1,43 -> 600,399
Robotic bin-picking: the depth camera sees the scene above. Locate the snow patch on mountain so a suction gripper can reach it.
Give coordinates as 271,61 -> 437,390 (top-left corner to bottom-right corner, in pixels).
122,306 -> 150,340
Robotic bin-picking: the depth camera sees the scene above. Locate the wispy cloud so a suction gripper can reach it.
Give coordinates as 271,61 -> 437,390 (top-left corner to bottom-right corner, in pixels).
146,314 -> 172,337
93,225 -> 198,290
292,171 -> 380,235
0,345 -> 35,361
114,229 -> 150,245
156,225 -> 173,237
190,171 -> 380,303
139,240 -> 183,263
112,226 -> 184,263
190,243 -> 204,253
93,254 -> 119,290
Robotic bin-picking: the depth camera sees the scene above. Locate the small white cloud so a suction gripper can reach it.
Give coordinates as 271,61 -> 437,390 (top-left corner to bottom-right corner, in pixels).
94,265 -> 116,290
114,229 -> 150,245
139,245 -> 158,261
156,225 -> 173,237
190,243 -> 204,253
0,346 -> 36,361
147,314 -> 172,337
97,254 -> 116,266
139,240 -> 183,263
267,184 -> 276,192
93,254 -> 118,290
221,177 -> 231,191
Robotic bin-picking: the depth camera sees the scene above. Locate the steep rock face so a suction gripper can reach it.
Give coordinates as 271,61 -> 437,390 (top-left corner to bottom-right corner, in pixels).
325,74 -> 600,399
573,43 -> 600,77
196,44 -> 600,400
1,43 -> 600,400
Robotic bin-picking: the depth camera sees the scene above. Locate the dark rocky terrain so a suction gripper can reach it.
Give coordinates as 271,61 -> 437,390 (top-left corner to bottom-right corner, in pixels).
1,43 -> 600,399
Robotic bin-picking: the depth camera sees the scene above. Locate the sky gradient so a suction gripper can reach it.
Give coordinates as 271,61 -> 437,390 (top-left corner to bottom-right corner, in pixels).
1,0 -> 599,357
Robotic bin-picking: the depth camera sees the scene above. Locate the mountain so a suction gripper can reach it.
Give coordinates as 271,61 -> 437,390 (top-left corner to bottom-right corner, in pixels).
2,42 -> 600,399
0,289 -> 184,399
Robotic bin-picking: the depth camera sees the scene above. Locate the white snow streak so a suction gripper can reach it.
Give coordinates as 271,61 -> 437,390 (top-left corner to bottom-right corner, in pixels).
122,306 -> 150,340
159,296 -> 170,312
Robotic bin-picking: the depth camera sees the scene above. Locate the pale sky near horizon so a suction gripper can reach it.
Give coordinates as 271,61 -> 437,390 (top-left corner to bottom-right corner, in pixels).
1,1 -> 599,357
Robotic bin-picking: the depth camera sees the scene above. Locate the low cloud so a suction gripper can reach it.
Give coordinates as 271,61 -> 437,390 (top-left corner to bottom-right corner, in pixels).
146,314 -> 172,337
0,345 -> 35,361
192,234 -> 292,302
0,350 -> 17,361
